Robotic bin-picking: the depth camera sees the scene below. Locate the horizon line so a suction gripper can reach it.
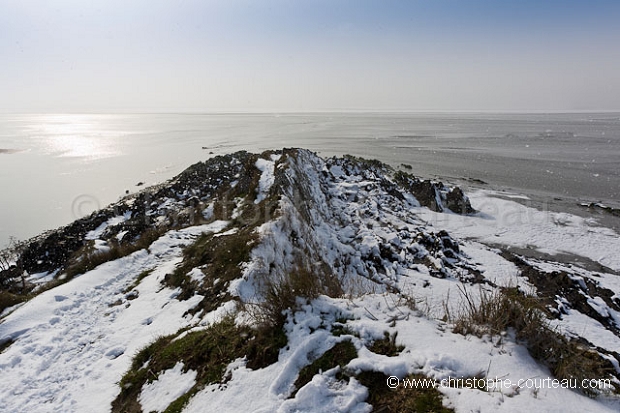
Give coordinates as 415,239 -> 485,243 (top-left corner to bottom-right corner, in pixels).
2,108 -> 620,116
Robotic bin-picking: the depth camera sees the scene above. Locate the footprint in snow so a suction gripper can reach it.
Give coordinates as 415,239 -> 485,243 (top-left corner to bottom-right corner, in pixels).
105,347 -> 125,359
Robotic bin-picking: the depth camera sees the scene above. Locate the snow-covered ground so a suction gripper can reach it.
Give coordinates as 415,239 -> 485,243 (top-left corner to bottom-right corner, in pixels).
416,189 -> 620,272
1,149 -> 619,412
0,221 -> 228,413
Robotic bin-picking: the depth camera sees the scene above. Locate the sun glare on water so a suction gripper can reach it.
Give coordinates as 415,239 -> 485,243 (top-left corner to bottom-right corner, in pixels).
32,114 -> 124,160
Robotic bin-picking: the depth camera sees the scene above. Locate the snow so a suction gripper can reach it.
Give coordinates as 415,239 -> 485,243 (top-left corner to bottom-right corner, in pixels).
116,230 -> 128,241
187,267 -> 205,283
255,153 -> 281,204
183,294 -> 620,413
85,212 -> 132,241
1,150 -> 619,413
0,220 -> 230,413
416,189 -> 620,272
139,362 -> 197,413
278,374 -> 371,413
550,309 -> 620,354
202,202 -> 214,220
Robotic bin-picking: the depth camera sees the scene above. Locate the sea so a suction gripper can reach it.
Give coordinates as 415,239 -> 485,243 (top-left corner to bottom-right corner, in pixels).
1,112 -> 619,247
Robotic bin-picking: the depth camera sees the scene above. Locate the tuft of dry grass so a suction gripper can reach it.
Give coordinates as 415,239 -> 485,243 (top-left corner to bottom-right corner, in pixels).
452,285 -> 545,338
0,291 -> 27,315
253,258 -> 343,329
65,227 -> 166,279
369,331 -> 405,357
452,285 -> 618,396
256,264 -> 322,328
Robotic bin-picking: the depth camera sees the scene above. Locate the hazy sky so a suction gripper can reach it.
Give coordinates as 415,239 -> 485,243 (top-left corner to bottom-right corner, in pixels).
2,0 -> 620,113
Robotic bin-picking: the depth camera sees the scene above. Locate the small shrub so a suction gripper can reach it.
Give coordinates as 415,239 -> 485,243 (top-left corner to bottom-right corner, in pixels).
451,286 -> 508,335
258,265 -> 323,328
244,324 -> 288,370
0,237 -> 27,292
343,155 -> 388,171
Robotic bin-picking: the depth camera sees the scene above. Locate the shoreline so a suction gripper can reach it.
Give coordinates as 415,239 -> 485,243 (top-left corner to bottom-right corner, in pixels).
2,112 -> 619,247
3,150 -> 620,248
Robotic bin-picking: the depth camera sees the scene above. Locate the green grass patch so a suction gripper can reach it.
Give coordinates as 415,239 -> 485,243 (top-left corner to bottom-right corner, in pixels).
112,315 -> 288,413
293,340 -> 357,396
357,371 -> 454,413
165,229 -> 258,313
163,392 -> 194,413
286,329 -> 451,413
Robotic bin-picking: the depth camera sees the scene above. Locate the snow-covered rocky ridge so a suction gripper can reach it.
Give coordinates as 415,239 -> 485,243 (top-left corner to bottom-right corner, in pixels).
1,148 -> 620,412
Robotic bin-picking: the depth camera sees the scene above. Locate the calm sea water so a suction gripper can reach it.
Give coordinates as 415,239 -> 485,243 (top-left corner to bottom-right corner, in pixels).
1,112 -> 619,246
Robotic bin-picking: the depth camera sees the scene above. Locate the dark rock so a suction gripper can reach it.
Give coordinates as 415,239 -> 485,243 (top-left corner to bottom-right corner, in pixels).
445,187 -> 475,214
503,252 -> 620,333
581,202 -> 620,218
394,171 -> 474,214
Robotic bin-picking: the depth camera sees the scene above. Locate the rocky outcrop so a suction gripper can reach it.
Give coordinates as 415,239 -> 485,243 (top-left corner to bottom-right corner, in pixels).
394,171 -> 475,214
10,149 -> 475,286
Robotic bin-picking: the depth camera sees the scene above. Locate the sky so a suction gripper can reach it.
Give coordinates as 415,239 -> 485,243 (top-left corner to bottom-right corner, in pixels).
1,0 -> 620,113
